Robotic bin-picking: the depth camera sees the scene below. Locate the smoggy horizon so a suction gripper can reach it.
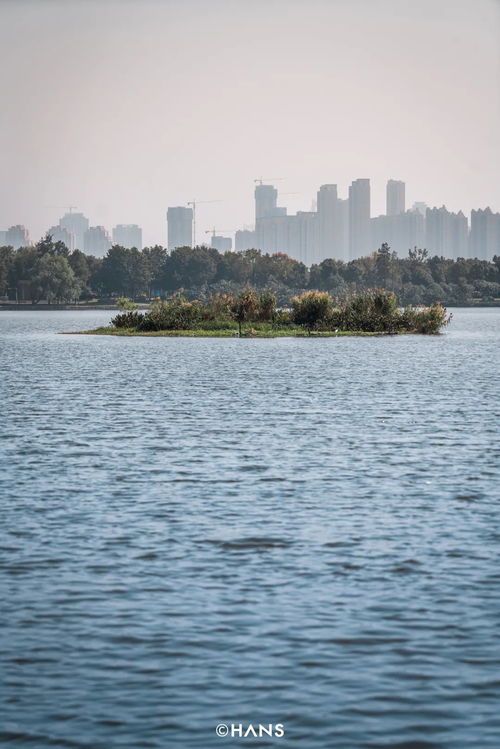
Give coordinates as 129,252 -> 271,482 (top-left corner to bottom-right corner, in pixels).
1,0 -> 499,246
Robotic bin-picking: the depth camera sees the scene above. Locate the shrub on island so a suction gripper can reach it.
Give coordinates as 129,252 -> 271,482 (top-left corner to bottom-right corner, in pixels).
109,289 -> 450,336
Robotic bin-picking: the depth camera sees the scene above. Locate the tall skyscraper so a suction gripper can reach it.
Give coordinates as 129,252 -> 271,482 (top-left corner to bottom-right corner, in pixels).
371,211 -> 424,256
470,208 -> 500,260
386,180 -> 405,216
59,211 -> 89,249
349,179 -> 371,258
316,186 -> 349,261
425,206 -> 468,259
255,184 -> 278,221
84,226 -> 111,256
317,184 -> 338,261
254,184 -> 288,254
167,207 -> 193,249
112,224 -> 142,249
5,225 -> 30,249
47,225 -> 75,250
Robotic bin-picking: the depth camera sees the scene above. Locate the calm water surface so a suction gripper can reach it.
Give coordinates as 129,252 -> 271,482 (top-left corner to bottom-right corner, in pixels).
1,308 -> 499,748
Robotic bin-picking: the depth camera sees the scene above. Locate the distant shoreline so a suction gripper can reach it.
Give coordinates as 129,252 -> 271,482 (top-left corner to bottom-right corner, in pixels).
0,304 -> 151,311
2,302 -> 500,312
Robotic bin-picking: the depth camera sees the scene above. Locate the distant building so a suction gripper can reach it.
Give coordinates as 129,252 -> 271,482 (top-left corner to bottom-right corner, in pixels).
47,225 -> 75,250
316,184 -> 350,261
386,180 -> 405,216
255,211 -> 320,265
167,206 -> 193,249
411,202 -> 428,217
5,225 -> 30,249
112,224 -> 142,249
470,208 -> 500,260
210,235 -> 232,252
235,230 -> 256,251
255,184 -> 276,221
371,211 -> 425,256
84,226 -> 111,256
59,211 -> 89,249
425,206 -> 468,259
317,185 -> 337,261
255,183 -> 288,254
336,198 -> 350,261
0,231 -> 6,245
349,179 -> 371,259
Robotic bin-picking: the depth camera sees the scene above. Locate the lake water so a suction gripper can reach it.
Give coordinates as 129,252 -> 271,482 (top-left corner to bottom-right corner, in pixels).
1,308 -> 499,749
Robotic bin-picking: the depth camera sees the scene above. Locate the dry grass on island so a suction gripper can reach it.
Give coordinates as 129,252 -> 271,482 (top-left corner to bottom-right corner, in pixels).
72,289 -> 451,338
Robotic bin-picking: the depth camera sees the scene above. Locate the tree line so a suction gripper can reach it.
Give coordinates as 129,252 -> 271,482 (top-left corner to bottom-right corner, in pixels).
1,236 -> 499,305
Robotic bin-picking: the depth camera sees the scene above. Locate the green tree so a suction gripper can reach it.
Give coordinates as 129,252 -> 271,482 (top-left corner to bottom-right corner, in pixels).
291,290 -> 332,333
375,243 -> 397,288
8,246 -> 39,298
258,290 -> 277,322
163,246 -> 218,290
142,245 -> 168,295
35,233 -> 70,257
100,246 -> 148,297
0,246 -> 14,296
231,288 -> 259,336
30,254 -> 81,303
68,249 -> 91,296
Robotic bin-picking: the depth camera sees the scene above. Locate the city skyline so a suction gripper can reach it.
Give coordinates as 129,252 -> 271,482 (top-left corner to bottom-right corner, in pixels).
2,176 -> 499,263
1,0 -> 499,247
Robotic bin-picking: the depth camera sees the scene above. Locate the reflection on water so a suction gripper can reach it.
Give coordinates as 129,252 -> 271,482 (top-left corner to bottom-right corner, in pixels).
1,308 -> 499,748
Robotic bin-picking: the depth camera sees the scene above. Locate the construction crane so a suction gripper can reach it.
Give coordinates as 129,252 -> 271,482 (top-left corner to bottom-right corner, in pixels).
254,177 -> 284,185
187,199 -> 221,245
205,228 -> 235,239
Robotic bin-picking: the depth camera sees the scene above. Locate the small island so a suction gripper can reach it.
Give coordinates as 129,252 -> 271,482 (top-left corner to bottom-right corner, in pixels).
74,289 -> 450,337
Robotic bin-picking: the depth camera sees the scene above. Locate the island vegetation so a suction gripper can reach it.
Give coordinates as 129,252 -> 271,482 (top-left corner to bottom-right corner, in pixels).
78,289 -> 450,337
1,236 -> 499,307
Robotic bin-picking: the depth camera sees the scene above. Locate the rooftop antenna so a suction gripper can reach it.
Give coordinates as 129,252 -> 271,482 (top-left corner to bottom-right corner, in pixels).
254,177 -> 284,185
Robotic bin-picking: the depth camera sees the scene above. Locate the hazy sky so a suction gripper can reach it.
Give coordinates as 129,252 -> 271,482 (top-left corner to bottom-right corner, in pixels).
1,0 -> 499,246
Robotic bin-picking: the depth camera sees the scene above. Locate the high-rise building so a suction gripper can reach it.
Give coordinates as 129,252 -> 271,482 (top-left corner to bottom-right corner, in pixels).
371,211 -> 425,256
167,207 -> 193,250
470,208 -> 500,260
317,184 -> 337,261
255,184 -> 277,221
336,198 -> 350,261
411,202 -> 428,217
58,211 -> 89,249
316,185 -> 350,261
112,224 -> 142,249
0,231 -> 6,245
84,226 -> 111,256
425,206 -> 468,259
349,179 -> 371,258
5,225 -> 30,249
254,184 -> 286,221
47,225 -> 75,250
235,230 -> 256,251
254,212 -> 319,265
210,235 -> 232,252
255,184 -> 287,253
386,180 -> 405,216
